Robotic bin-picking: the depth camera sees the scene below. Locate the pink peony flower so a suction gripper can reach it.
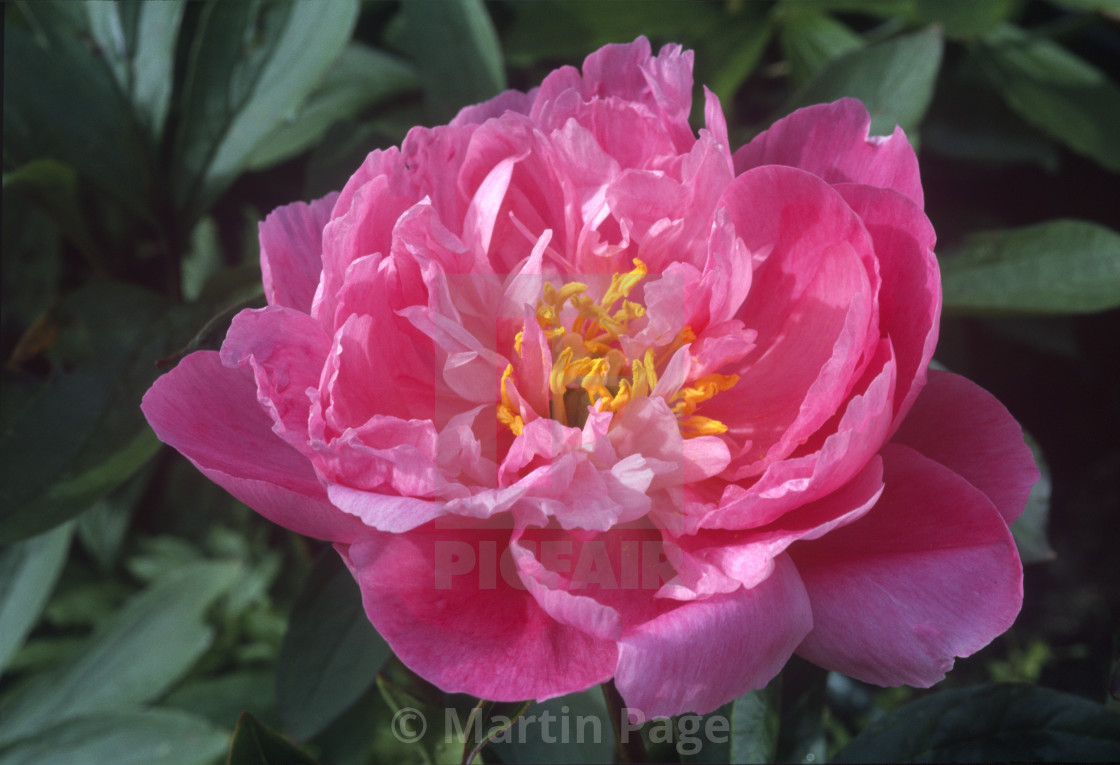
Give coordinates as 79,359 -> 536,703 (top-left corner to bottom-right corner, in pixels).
143,37 -> 1038,717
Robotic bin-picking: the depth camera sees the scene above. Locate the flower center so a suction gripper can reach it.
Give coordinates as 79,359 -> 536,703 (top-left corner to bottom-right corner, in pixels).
498,259 -> 738,438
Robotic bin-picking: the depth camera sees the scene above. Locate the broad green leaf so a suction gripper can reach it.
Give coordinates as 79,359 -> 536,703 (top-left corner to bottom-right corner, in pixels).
3,3 -> 152,218
913,0 -> 1018,40
729,679 -> 781,764
398,0 -> 505,123
84,0 -> 187,140
778,10 -> 864,87
276,553 -> 391,741
774,662 -> 828,765
833,683 -> 1120,762
1011,432 -> 1054,564
0,283 -> 199,544
245,43 -> 420,171
485,688 -> 614,765
776,0 -> 917,15
0,709 -> 228,765
172,0 -> 359,218
941,220 -> 1120,315
163,671 -> 279,730
921,66 -> 1059,170
2,160 -> 101,267
1050,0 -> 1120,13
974,24 -> 1120,172
229,713 -> 318,765
786,26 -> 943,135
181,218 -> 224,302
0,524 -> 73,677
0,560 -> 241,746
503,0 -> 725,66
699,12 -> 775,109
76,465 -> 151,572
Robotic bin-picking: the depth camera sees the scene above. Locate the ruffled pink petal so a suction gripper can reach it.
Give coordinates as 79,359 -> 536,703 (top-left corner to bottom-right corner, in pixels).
891,371 -> 1039,524
614,554 -> 812,717
317,174 -> 416,327
733,98 -> 924,208
790,443 -> 1023,687
607,133 -> 734,272
709,165 -> 877,476
259,192 -> 338,314
835,183 -> 938,426
339,528 -> 618,702
451,88 -> 535,126
568,37 -> 695,153
667,455 -> 884,598
141,352 -> 365,542
510,524 -> 668,642
319,313 -> 433,433
701,339 -> 896,531
219,306 -> 329,453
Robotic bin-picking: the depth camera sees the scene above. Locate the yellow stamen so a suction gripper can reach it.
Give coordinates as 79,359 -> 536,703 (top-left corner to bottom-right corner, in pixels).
498,364 -> 524,435
681,415 -> 730,437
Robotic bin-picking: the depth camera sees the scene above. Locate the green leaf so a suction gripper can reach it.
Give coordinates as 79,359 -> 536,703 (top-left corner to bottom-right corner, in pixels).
276,553 -> 391,741
699,12 -> 775,109
2,160 -> 102,268
163,671 -> 279,731
941,219 -> 1120,315
0,560 -> 241,746
921,63 -> 1059,170
76,465 -> 151,572
0,283 -> 203,544
3,4 -> 152,218
485,688 -> 614,765
832,683 -> 1120,762
0,524 -> 74,677
778,10 -> 864,87
912,0 -> 1018,40
1049,0 -> 1120,14
84,0 -> 187,140
397,0 -> 505,123
729,679 -> 781,764
171,0 -> 359,218
974,24 -> 1120,172
786,26 -> 943,136
228,713 -> 318,765
245,43 -> 420,171
776,0 -> 917,16
0,708 -> 228,765
1011,432 -> 1055,564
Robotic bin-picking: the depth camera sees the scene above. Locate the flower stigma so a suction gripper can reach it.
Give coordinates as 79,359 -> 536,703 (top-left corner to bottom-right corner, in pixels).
498,259 -> 739,438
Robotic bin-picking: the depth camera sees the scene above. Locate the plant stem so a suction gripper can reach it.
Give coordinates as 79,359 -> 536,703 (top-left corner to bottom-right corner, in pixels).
603,680 -> 646,763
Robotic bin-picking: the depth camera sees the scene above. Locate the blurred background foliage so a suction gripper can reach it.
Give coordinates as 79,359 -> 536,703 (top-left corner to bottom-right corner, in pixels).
2,0 -> 1119,763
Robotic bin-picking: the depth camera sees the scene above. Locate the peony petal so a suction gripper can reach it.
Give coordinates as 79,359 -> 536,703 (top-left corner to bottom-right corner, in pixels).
702,339 -> 896,531
710,165 -> 877,476
669,455 -> 884,597
891,371 -> 1039,524
259,192 -> 338,314
451,88 -> 535,126
219,306 -> 329,453
733,98 -> 924,208
790,443 -> 1023,687
835,183 -> 938,426
339,528 -> 618,702
141,352 -> 365,542
614,554 -> 812,717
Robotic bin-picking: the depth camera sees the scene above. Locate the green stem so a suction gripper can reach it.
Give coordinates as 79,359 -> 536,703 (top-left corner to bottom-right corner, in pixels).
603,680 -> 645,763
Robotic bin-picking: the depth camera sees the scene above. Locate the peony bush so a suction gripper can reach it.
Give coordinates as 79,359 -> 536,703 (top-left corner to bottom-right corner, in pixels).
143,37 -> 1038,717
